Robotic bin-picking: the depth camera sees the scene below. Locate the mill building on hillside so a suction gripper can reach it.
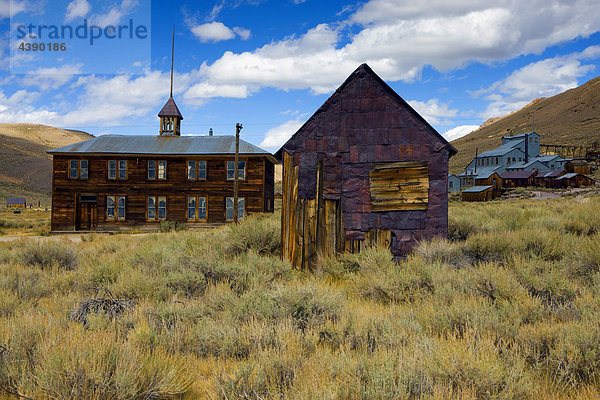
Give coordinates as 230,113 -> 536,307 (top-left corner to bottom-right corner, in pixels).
277,64 -> 457,269
459,132 -> 567,188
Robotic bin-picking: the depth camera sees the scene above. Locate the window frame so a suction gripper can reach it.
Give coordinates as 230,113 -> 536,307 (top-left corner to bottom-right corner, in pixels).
147,195 -> 167,221
108,160 -> 127,180
108,160 -> 117,179
187,195 -> 208,221
225,196 -> 245,220
226,161 -> 246,181
106,195 -> 126,221
157,160 -> 167,180
147,160 -> 156,180
68,159 -> 89,180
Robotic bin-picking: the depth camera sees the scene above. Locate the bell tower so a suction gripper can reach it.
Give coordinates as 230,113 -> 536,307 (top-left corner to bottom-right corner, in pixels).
158,28 -> 183,136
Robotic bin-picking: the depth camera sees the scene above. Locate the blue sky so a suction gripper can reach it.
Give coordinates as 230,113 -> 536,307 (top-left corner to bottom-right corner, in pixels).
1,0 -> 600,151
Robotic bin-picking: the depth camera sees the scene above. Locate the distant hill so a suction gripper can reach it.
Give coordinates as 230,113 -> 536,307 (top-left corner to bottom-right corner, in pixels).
0,124 -> 92,204
450,76 -> 600,174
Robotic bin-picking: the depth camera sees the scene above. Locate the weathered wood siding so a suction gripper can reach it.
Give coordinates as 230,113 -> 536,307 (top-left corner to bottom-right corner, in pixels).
51,155 -> 275,231
279,65 -> 455,268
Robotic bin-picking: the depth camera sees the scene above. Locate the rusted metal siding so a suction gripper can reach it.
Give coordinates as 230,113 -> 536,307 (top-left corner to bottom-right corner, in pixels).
279,64 -> 455,267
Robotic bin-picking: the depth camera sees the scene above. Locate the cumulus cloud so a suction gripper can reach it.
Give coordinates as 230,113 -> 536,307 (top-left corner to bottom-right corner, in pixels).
477,46 -> 600,118
183,82 -> 250,105
407,99 -> 457,125
21,64 -> 82,90
0,0 -> 27,18
89,0 -> 138,28
197,0 -> 600,94
443,125 -> 480,141
191,21 -> 251,42
192,21 -> 235,42
65,0 -> 90,22
259,119 -> 304,150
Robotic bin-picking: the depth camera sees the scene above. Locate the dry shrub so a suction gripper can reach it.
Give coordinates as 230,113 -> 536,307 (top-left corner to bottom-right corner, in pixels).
15,239 -> 77,270
223,213 -> 280,256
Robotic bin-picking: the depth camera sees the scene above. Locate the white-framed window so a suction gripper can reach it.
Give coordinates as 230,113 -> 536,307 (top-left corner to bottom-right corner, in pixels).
226,161 -> 246,180
147,196 -> 167,221
108,160 -> 117,179
187,161 -> 196,180
148,160 -> 156,179
80,160 -> 88,179
187,160 -> 207,180
118,160 -> 127,179
106,195 -> 126,220
108,160 -> 126,179
187,196 -> 207,220
69,160 -> 88,179
226,197 -> 245,220
117,196 -> 126,219
69,160 -> 78,179
158,160 -> 167,180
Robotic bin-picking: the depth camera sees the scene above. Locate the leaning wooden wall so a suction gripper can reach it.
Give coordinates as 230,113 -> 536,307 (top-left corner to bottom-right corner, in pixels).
281,152 -> 392,269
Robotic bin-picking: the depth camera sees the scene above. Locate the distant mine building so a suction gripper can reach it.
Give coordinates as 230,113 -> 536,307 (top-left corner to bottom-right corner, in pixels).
6,197 -> 26,208
458,132 -> 566,188
555,173 -> 595,188
448,174 -> 460,192
277,64 -> 457,268
461,186 -> 495,202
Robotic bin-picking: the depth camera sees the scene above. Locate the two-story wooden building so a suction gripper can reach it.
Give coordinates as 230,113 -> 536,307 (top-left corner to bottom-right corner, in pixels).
48,95 -> 276,232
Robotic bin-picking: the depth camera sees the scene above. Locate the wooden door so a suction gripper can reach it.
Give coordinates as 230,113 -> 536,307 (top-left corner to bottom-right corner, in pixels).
77,202 -> 97,231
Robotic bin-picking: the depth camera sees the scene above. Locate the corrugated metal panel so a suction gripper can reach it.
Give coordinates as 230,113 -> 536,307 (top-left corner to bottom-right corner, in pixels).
47,135 -> 272,156
478,141 -> 524,157
462,185 -> 493,193
556,173 -> 578,180
500,170 -> 536,179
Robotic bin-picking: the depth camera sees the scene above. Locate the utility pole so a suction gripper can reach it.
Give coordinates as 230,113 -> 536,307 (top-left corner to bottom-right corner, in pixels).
233,123 -> 242,223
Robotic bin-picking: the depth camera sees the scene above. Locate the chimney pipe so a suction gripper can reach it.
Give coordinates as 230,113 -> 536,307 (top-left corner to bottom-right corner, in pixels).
474,148 -> 478,173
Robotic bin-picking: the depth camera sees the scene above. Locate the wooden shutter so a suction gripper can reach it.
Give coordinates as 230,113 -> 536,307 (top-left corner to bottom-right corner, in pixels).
369,161 -> 429,211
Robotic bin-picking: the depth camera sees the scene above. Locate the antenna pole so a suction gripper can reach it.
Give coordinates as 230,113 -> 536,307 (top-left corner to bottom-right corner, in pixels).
233,123 -> 243,223
170,27 -> 174,98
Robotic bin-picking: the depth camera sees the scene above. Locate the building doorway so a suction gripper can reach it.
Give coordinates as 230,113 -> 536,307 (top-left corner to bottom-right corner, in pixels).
76,194 -> 97,231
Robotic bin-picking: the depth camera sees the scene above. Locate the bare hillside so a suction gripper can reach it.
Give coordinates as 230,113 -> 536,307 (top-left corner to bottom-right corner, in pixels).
0,124 -> 93,202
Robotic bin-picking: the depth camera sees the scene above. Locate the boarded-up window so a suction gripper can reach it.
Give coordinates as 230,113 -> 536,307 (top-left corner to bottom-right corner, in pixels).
369,161 -> 428,211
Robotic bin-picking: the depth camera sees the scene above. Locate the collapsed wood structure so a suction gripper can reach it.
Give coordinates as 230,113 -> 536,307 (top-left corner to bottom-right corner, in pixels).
277,64 -> 457,269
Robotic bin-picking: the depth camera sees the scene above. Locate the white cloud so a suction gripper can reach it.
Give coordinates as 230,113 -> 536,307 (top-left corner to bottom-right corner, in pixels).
89,0 -> 138,28
191,21 -> 251,42
407,99 -> 457,125
233,26 -> 251,40
478,46 -> 600,118
21,64 -> 82,90
65,0 -> 90,22
183,82 -> 250,105
0,0 -> 27,18
192,21 -> 235,42
260,119 -> 304,150
443,125 -> 480,141
197,0 -> 600,95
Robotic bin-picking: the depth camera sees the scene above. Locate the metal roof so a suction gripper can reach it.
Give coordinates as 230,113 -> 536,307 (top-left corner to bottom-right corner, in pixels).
501,131 -> 539,140
537,170 -> 564,178
478,141 -> 525,157
6,197 -> 26,204
462,185 -> 493,193
500,170 -> 536,179
506,160 -> 547,170
556,173 -> 579,180
47,135 -> 276,162
535,154 -> 563,162
158,97 -> 183,118
458,166 -> 501,179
